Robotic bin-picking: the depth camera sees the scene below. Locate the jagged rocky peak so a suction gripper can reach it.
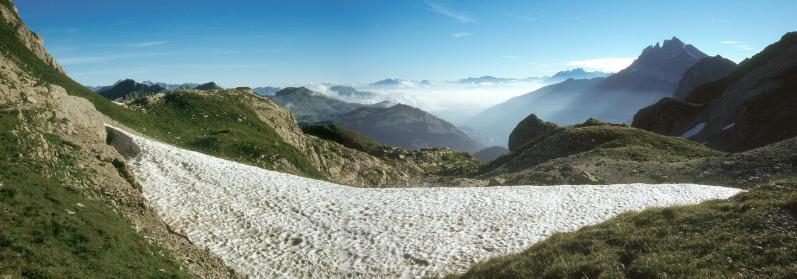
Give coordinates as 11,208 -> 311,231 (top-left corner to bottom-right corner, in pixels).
508,114 -> 558,151
638,36 -> 707,62
0,2 -> 65,73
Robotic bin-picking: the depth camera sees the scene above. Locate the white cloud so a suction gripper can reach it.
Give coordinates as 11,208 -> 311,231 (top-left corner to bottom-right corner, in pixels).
131,41 -> 167,47
451,32 -> 472,38
720,41 -> 741,45
566,57 -> 635,73
424,1 -> 475,23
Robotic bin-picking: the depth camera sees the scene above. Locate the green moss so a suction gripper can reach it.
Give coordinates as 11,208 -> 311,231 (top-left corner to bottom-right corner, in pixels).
0,110 -> 188,278
448,180 -> 797,279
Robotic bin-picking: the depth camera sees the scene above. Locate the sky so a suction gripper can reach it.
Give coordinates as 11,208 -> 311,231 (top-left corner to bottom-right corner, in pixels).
14,0 -> 797,87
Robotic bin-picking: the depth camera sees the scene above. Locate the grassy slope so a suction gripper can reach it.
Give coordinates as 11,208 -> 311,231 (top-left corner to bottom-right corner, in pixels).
0,13 -> 324,180
301,123 -> 385,154
484,124 -> 719,174
450,180 -> 797,278
0,110 -> 188,278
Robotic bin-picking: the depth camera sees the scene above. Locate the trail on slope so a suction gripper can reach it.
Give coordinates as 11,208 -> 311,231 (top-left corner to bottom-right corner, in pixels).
107,125 -> 742,278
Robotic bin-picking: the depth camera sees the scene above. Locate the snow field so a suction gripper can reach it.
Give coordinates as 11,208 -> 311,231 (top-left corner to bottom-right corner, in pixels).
109,126 -> 743,278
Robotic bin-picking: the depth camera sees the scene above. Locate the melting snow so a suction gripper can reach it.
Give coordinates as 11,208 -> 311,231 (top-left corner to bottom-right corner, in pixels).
681,122 -> 705,139
109,126 -> 742,278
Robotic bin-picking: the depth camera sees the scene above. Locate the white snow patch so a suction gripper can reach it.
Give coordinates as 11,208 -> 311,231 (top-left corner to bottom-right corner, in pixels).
724,122 -> 736,130
681,122 -> 705,139
109,126 -> 742,278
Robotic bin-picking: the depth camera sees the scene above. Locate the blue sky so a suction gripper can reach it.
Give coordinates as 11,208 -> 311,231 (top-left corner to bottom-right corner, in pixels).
15,0 -> 797,87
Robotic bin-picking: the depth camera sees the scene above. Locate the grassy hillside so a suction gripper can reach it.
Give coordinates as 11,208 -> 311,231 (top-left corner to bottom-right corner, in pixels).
448,179 -> 797,278
485,122 -> 719,175
121,92 -> 326,179
0,15 -> 325,180
0,109 -> 188,278
301,122 -> 385,154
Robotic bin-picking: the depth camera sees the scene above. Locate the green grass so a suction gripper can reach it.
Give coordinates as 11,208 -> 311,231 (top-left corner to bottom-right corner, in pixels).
301,123 -> 385,154
120,92 -> 326,179
484,125 -> 719,173
450,179 -> 797,279
0,110 -> 188,278
0,16 -> 325,179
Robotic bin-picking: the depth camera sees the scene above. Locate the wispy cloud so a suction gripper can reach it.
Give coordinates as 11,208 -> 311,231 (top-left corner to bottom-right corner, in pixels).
424,1 -> 475,23
451,32 -> 472,38
131,41 -> 167,47
721,41 -> 756,51
566,57 -> 635,73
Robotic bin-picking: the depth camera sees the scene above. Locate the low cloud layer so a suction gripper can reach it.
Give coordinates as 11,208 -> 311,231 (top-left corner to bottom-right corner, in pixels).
308,80 -> 546,125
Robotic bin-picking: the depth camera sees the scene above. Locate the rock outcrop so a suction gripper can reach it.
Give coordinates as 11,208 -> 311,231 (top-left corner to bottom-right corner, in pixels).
0,3 -> 64,73
507,113 -> 558,151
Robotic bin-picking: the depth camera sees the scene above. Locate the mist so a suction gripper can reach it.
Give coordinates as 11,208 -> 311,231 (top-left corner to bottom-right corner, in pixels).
306,80 -> 547,125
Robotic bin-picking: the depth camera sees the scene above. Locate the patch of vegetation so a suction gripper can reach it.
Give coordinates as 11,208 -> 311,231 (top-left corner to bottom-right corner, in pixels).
448,179 -> 797,279
0,18 -> 325,179
0,110 -> 188,278
484,124 -> 719,173
123,92 -> 326,179
301,122 -> 386,154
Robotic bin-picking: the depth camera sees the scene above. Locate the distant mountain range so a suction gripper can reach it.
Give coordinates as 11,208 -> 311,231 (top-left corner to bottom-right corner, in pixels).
466,37 -> 708,146
92,80 -> 223,101
96,79 -> 167,101
455,76 -> 516,85
327,85 -> 379,99
544,68 -> 610,83
87,80 -> 199,93
253,86 -> 281,96
338,104 -> 484,153
368,78 -> 432,87
269,87 -> 484,152
269,87 -> 362,123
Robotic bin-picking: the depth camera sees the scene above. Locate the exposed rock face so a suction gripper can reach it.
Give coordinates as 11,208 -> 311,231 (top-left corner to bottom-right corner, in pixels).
672,56 -> 737,100
508,114 -> 558,151
339,104 -> 485,153
0,3 -> 65,74
633,32 -> 797,151
0,51 -> 237,278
